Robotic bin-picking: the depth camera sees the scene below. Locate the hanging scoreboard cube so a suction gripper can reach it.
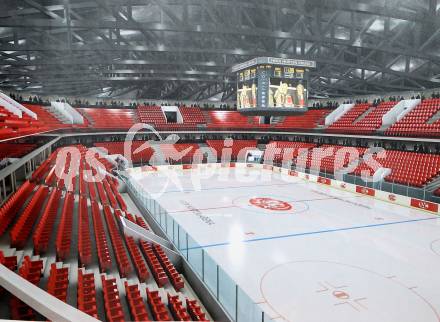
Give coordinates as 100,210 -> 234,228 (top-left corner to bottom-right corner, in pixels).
232,57 -> 316,116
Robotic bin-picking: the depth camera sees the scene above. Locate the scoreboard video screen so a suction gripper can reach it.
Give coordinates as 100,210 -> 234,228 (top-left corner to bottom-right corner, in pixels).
233,57 -> 316,115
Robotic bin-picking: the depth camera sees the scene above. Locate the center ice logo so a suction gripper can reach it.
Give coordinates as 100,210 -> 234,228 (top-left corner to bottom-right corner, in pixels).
249,197 -> 292,211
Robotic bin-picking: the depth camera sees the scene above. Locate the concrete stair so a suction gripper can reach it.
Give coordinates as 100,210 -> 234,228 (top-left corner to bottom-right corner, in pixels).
427,110 -> 440,124
44,105 -> 71,124
353,106 -> 375,124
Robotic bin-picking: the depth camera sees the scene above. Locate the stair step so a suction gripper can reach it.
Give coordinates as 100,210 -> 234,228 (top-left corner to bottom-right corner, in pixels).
427,110 -> 440,124
354,106 -> 375,124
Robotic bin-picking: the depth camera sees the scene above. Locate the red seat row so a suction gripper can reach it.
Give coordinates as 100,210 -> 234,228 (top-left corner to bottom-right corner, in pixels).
136,216 -> 150,230
179,106 -> 207,124
33,188 -> 62,254
159,143 -> 201,164
146,288 -> 172,321
96,180 -> 109,205
88,180 -> 97,200
352,150 -> 440,187
264,141 -> 316,164
103,178 -> 118,209
125,212 -> 136,223
326,103 -> 372,133
0,180 -> 35,236
77,269 -> 98,318
0,250 -> 17,271
137,105 -> 167,125
56,192 -> 74,260
31,152 -> 56,183
0,251 -> 17,296
46,263 -> 69,302
386,99 -> 440,137
101,275 -> 125,322
186,298 -> 209,321
124,282 -> 151,321
207,139 -> 258,161
304,144 -> 366,173
78,164 -> 87,196
10,256 -> 43,320
110,180 -> 127,211
78,196 -> 93,266
168,293 -> 191,321
94,141 -> 155,163
207,110 -> 257,129
275,109 -> 331,130
140,240 -> 168,287
10,185 -> 49,248
326,102 -> 396,134
25,104 -> 71,132
0,105 -> 44,140
102,206 -> 132,277
153,244 -> 184,291
125,235 -> 150,282
78,108 -> 138,130
90,201 -> 112,272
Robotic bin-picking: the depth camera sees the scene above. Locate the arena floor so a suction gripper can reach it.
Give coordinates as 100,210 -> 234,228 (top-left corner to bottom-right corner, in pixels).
129,166 -> 440,322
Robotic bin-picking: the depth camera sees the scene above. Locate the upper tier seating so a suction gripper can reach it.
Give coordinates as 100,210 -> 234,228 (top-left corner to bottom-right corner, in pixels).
137,105 -> 166,126
275,109 -> 332,130
0,103 -> 89,141
385,99 -> 440,137
352,150 -> 440,187
0,105 -> 42,140
179,106 -> 206,124
207,111 -> 255,129
24,104 -> 69,131
326,103 -> 372,133
3,99 -> 440,138
78,108 -> 138,130
206,139 -> 258,160
326,101 -> 397,134
350,101 -> 396,134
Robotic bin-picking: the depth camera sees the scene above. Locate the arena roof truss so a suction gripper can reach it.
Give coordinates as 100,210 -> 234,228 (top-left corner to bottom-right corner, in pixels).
0,0 -> 439,100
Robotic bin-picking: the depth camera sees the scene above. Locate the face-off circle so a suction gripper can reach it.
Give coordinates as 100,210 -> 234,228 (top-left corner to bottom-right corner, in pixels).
232,195 -> 308,215
260,260 -> 439,322
249,197 -> 292,211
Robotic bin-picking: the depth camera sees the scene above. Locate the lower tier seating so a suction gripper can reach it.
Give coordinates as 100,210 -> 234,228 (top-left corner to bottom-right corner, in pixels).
207,139 -> 258,161
0,144 -> 210,321
351,150 -> 440,187
77,269 -> 98,318
264,141 -> 316,164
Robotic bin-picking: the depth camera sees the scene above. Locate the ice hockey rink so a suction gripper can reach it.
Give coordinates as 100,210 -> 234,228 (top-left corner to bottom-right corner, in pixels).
128,165 -> 440,322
